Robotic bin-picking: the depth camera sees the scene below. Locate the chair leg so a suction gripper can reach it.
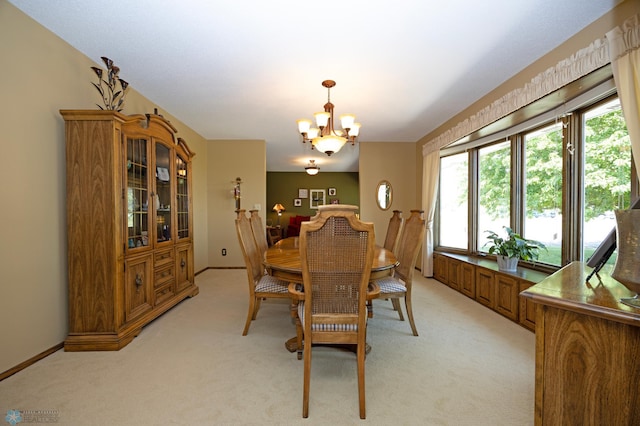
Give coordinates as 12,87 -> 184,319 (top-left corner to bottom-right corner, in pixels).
357,339 -> 366,419
404,293 -> 418,336
290,297 -> 303,359
252,297 -> 262,320
242,296 -> 256,336
295,318 -> 303,361
303,338 -> 312,418
391,298 -> 405,321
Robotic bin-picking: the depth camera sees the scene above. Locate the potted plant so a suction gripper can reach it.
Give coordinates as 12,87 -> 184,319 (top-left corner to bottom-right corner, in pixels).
483,227 -> 546,272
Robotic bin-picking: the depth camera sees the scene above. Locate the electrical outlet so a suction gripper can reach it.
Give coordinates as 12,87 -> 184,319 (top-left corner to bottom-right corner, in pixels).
222,248 -> 227,256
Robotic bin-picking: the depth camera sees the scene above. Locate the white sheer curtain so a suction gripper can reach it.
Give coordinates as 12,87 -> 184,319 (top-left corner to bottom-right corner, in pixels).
421,151 -> 440,277
606,14 -> 640,176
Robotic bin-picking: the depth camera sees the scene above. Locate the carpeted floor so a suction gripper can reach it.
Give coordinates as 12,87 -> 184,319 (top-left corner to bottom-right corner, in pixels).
0,269 -> 535,425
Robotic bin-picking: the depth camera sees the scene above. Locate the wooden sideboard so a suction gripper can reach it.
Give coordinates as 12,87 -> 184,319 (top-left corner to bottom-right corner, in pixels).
521,261 -> 640,425
433,252 -> 548,330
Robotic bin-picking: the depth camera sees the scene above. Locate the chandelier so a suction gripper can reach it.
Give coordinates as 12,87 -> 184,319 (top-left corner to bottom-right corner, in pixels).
305,160 -> 320,175
296,80 -> 361,156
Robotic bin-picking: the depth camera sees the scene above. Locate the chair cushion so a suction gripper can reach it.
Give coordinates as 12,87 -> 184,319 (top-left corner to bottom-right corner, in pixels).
376,277 -> 407,294
256,275 -> 289,293
298,302 -> 359,332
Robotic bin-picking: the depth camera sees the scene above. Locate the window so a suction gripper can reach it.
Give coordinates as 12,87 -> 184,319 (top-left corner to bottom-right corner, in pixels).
582,97 -> 631,265
523,122 -> 563,265
477,141 -> 510,253
436,87 -> 637,272
439,153 -> 468,249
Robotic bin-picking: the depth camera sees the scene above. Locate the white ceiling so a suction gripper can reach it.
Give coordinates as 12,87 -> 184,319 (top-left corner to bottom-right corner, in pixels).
9,0 -> 620,172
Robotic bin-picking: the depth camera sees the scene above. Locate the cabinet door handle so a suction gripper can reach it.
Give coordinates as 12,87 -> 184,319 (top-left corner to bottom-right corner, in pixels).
135,273 -> 143,289
181,259 -> 186,268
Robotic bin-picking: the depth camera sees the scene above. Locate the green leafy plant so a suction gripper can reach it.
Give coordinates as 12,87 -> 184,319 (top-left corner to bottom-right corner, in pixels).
91,57 -> 129,112
483,227 -> 546,261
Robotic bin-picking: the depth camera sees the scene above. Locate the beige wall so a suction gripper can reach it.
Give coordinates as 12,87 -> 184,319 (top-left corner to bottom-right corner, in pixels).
0,1 -> 210,374
359,142 -> 417,246
207,139 -> 266,267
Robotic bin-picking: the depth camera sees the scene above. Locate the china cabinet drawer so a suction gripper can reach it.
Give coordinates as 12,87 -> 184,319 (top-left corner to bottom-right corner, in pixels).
154,248 -> 174,268
154,265 -> 175,288
154,281 -> 175,306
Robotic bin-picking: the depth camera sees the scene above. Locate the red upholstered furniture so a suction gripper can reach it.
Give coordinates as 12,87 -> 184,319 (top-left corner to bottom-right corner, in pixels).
287,215 -> 311,237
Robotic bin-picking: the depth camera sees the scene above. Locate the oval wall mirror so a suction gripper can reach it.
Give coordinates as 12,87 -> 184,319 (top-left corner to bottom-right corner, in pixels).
376,180 -> 392,210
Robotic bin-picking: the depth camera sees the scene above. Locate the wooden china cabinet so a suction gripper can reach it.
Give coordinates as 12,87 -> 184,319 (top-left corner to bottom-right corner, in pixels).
61,110 -> 198,351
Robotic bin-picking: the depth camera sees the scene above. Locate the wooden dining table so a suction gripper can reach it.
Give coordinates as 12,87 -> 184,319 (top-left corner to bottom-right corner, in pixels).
264,236 -> 398,283
264,237 -> 398,353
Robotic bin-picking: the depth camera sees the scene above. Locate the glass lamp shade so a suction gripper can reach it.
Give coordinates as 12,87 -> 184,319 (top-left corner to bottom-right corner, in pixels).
307,128 -> 320,139
297,119 -> 312,134
612,209 -> 640,308
311,135 -> 347,156
305,160 -> 320,175
272,203 -> 285,213
314,112 -> 330,128
350,122 -> 361,137
340,114 -> 356,129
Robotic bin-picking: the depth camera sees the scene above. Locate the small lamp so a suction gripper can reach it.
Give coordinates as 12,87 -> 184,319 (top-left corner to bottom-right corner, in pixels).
272,203 -> 285,227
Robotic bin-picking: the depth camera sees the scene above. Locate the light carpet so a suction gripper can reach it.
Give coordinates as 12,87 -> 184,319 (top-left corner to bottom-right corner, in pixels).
0,269 -> 535,425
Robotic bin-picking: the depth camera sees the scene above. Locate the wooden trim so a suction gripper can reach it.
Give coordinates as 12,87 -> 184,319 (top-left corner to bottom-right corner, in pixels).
0,343 -> 63,382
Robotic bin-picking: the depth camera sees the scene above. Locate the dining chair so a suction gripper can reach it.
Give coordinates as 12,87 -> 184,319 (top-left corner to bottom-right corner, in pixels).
374,209 -> 425,336
235,209 -> 290,336
383,210 -> 404,254
249,209 -> 269,260
266,227 -> 283,246
288,208 -> 377,419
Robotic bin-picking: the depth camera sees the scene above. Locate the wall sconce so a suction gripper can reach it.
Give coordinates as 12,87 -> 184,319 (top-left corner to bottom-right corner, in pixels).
272,203 -> 285,227
232,177 -> 242,210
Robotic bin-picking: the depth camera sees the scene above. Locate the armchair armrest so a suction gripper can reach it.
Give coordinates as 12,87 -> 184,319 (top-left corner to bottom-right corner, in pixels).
367,281 -> 381,300
288,282 -> 305,300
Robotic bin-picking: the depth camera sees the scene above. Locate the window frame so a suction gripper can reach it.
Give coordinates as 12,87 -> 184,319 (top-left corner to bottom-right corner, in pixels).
435,77 -> 638,273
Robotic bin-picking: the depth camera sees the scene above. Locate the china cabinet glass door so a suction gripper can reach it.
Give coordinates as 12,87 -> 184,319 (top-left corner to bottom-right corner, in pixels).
155,142 -> 172,243
126,137 -> 149,249
176,154 -> 189,239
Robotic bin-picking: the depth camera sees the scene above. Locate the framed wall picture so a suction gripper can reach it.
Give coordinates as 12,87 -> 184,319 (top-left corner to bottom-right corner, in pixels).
298,188 -> 308,199
294,198 -> 302,207
310,189 -> 325,209
328,187 -> 336,196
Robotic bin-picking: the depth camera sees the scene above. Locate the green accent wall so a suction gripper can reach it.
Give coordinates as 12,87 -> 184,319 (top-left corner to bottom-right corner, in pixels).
267,172 -> 359,235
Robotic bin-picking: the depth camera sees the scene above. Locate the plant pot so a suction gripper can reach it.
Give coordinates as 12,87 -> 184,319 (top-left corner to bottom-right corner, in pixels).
497,255 -> 519,272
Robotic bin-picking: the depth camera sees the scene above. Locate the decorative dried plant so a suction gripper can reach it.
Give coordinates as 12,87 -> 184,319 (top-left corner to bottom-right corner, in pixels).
90,57 -> 129,112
